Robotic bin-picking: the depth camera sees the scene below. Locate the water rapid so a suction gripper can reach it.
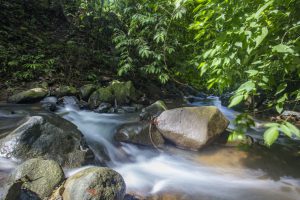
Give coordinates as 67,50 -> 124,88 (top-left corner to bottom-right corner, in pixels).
58,98 -> 300,200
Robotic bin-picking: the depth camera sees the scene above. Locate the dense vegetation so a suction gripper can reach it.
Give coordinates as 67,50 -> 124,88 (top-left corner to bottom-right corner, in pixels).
0,0 -> 299,145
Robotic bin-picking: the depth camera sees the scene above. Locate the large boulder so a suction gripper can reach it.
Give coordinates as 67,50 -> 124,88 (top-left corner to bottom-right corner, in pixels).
53,85 -> 77,97
115,122 -> 164,147
0,115 -> 94,168
8,88 -> 48,103
79,84 -> 97,101
156,106 -> 229,150
62,167 -> 126,200
3,158 -> 64,199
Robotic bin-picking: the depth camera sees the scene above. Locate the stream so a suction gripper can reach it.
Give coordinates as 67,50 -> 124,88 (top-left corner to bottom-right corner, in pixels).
1,96 -> 300,199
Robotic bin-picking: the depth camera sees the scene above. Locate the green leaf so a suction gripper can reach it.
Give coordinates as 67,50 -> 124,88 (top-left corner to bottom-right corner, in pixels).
272,44 -> 294,54
285,122 -> 300,137
255,27 -> 268,48
276,103 -> 283,113
280,124 -> 292,138
275,83 -> 287,95
246,70 -> 259,76
264,123 -> 279,128
228,95 -> 244,108
254,0 -> 274,19
238,81 -> 256,93
264,126 -> 279,147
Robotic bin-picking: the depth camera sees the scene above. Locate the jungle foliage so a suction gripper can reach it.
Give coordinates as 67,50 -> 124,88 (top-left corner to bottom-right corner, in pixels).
0,0 -> 299,145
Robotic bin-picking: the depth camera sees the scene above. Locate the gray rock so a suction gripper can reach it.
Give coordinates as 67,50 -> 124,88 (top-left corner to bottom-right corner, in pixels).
121,106 -> 137,113
282,110 -> 300,120
79,84 -> 97,101
5,158 -> 64,199
8,88 -> 48,104
40,96 -> 58,112
0,115 -> 94,168
57,96 -> 80,109
94,103 -> 112,113
156,106 -> 229,150
140,100 -> 167,120
115,122 -> 164,147
62,167 -> 126,200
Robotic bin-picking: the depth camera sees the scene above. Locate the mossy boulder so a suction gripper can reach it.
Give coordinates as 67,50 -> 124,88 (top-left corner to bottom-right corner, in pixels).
88,87 -> 114,109
8,88 -> 48,103
62,167 -> 126,200
87,81 -> 137,108
79,84 -> 97,101
5,158 -> 64,199
110,81 -> 136,104
156,106 -> 229,150
54,86 -> 77,97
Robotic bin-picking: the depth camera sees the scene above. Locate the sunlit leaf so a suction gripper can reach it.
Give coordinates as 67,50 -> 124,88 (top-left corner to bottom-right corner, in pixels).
275,83 -> 287,95
285,122 -> 300,137
264,126 -> 279,147
276,103 -> 283,113
280,124 -> 292,138
255,27 -> 268,48
272,44 -> 294,54
228,94 -> 244,108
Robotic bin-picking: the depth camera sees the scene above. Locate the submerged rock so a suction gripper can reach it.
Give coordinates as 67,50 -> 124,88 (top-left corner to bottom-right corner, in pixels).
94,102 -> 112,113
4,158 -> 64,199
156,106 -> 229,150
62,167 -> 126,200
0,115 -> 94,168
1,181 -> 40,200
115,122 -> 164,147
79,84 -> 97,101
40,96 -> 58,112
140,100 -> 167,120
53,86 -> 77,97
57,96 -> 80,109
8,88 -> 48,103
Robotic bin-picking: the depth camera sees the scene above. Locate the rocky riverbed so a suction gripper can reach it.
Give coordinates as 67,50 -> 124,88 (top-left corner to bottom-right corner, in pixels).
0,82 -> 300,200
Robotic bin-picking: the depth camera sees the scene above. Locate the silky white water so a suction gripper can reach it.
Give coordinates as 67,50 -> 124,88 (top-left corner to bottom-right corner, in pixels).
59,103 -> 300,200
0,97 -> 299,199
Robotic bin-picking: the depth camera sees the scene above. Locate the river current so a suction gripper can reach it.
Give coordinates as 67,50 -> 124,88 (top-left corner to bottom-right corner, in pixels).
0,96 -> 300,199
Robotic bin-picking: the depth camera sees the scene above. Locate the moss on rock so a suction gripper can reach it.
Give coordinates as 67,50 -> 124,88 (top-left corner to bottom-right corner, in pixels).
8,88 -> 48,103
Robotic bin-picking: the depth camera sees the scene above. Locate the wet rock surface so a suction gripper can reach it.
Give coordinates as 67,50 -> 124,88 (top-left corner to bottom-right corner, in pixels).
3,158 -> 64,199
140,100 -> 167,120
62,167 -> 126,200
0,113 -> 94,168
115,121 -> 164,147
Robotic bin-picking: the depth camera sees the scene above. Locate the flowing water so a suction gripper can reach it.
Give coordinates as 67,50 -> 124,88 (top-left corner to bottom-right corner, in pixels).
1,96 -> 300,199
